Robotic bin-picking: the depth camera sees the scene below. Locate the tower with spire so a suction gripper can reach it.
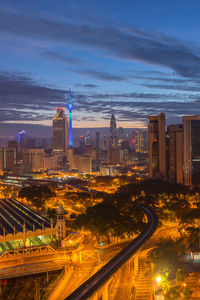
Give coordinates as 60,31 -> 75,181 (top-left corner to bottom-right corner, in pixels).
109,114 -> 118,148
67,89 -> 74,148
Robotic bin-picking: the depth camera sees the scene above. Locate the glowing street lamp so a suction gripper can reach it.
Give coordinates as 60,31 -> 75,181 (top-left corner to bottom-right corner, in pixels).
156,276 -> 162,283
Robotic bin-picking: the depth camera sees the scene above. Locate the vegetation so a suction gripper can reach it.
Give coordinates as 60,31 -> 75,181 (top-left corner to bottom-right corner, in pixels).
72,201 -> 145,243
147,237 -> 186,275
179,208 -> 200,248
19,185 -> 55,210
47,207 -> 57,222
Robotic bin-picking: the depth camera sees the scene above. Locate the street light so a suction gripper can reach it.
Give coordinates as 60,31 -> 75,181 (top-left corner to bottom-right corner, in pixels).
156,276 -> 161,283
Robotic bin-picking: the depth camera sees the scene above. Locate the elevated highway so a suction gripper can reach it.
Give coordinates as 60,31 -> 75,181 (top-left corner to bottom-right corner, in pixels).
65,205 -> 158,300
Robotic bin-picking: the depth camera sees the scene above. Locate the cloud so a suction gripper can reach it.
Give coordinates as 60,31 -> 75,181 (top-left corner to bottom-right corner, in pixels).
75,83 -> 99,88
143,83 -> 200,93
70,69 -> 125,81
1,70 -> 200,130
1,10 -> 200,77
41,51 -> 84,65
0,71 -> 66,121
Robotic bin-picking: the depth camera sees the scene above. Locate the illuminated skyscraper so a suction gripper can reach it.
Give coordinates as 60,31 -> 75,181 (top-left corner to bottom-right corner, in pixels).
110,114 -> 117,137
109,114 -> 118,148
183,116 -> 200,186
18,130 -> 25,152
67,90 -> 74,148
148,112 -> 166,179
52,108 -> 68,156
167,124 -> 183,184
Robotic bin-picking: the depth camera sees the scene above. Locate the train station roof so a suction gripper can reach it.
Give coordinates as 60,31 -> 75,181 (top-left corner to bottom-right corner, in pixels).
0,198 -> 51,235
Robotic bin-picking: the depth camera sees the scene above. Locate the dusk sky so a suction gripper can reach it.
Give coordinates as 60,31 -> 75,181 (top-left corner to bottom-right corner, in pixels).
1,0 -> 200,137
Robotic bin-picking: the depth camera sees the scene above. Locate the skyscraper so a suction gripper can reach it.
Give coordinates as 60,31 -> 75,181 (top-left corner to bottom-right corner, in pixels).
67,90 -> 74,148
52,108 -> 68,156
148,112 -> 166,179
135,130 -> 147,153
109,114 -> 118,148
118,127 -> 124,146
95,131 -> 100,149
183,116 -> 200,186
167,124 -> 183,184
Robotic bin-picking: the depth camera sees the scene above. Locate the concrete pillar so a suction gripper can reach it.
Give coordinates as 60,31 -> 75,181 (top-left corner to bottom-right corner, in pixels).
134,255 -> 138,277
102,284 -> 108,300
72,251 -> 78,263
23,222 -> 26,247
50,218 -> 53,241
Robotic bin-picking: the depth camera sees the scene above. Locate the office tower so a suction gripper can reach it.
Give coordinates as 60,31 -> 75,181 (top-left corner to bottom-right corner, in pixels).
67,89 -> 74,148
135,130 -> 146,153
148,112 -> 166,179
0,148 -> 17,171
109,114 -> 118,148
167,125 -> 183,184
73,155 -> 92,173
8,140 -> 18,148
18,130 -> 25,152
95,131 -> 100,149
23,149 -> 45,172
52,108 -> 68,156
79,135 -> 85,150
183,116 -> 200,186
102,136 -> 108,151
85,130 -> 91,145
118,127 -> 124,146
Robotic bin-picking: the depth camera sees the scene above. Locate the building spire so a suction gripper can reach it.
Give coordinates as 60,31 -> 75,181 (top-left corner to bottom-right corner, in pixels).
67,89 -> 74,148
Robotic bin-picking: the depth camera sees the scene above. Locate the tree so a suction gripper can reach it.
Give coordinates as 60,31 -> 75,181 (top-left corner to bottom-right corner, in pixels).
72,202 -> 120,243
175,268 -> 187,286
47,208 -> 57,222
165,286 -> 180,300
147,237 -> 186,276
179,208 -> 200,248
95,176 -> 114,186
19,185 -> 55,210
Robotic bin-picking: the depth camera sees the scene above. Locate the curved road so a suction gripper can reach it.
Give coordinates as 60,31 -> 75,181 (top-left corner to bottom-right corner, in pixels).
65,205 -> 158,300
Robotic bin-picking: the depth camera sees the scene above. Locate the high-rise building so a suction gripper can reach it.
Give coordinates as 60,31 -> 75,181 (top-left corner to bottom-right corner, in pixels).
0,147 -> 17,171
183,116 -> 200,186
135,130 -> 147,153
102,136 -> 108,151
67,90 -> 74,148
95,131 -> 100,149
148,112 -> 166,179
85,130 -> 91,145
52,108 -> 68,156
167,124 -> 183,184
109,114 -> 118,148
23,149 -> 45,172
118,127 -> 124,146
79,135 -> 85,150
18,130 -> 26,153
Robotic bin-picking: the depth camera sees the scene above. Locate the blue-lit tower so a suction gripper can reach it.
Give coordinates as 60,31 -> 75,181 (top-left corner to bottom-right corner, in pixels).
18,130 -> 26,152
67,89 -> 74,148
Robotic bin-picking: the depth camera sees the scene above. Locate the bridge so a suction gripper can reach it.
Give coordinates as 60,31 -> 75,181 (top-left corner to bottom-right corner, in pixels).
65,205 -> 158,300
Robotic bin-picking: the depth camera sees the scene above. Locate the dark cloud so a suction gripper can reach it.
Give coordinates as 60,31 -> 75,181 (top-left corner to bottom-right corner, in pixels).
75,83 -> 99,88
0,71 -> 67,121
41,51 -> 84,65
143,83 -> 200,93
70,69 -> 125,81
1,71 -> 200,129
1,10 -> 200,77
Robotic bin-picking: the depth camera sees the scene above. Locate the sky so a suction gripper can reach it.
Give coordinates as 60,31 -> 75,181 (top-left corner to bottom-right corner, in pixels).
1,0 -> 200,137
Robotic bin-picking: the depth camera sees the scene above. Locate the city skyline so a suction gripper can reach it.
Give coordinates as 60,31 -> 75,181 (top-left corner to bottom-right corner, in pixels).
2,1 -> 200,137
